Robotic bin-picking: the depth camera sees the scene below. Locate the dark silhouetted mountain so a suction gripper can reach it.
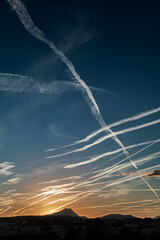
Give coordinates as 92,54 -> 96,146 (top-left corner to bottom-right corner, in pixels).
1,212 -> 160,240
51,208 -> 79,217
100,214 -> 136,220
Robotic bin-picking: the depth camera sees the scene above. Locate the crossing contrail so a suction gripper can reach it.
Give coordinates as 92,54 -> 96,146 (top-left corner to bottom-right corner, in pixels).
46,161 -> 160,215
46,119 -> 160,159
64,139 -> 160,168
0,73 -> 111,95
16,146 -> 160,215
45,107 -> 160,152
6,0 -> 159,198
26,140 -> 160,207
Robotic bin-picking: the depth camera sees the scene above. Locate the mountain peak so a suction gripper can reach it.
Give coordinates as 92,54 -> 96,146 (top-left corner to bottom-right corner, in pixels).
51,208 -> 79,217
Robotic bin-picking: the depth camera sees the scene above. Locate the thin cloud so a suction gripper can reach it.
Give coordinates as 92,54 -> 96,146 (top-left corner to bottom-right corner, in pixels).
0,162 -> 15,176
2,177 -> 22,185
38,175 -> 82,185
0,207 -> 12,216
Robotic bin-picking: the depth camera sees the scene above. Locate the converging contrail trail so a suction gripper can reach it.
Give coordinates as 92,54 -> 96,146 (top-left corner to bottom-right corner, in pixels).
64,139 -> 160,168
45,107 -> 160,152
46,119 -> 160,159
6,0 -> 159,198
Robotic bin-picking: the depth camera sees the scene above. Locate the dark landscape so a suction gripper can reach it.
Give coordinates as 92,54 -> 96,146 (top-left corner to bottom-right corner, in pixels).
0,209 -> 160,240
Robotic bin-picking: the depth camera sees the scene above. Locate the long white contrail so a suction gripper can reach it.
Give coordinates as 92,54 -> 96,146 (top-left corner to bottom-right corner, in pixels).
46,107 -> 160,152
50,140 -> 160,197
91,151 -> 160,181
47,155 -> 160,210
64,139 -> 160,168
88,151 -> 160,191
16,149 -> 160,215
6,0 -> 159,198
46,119 -> 160,159
45,172 -> 148,215
0,73 -> 110,95
6,0 -> 128,148
91,139 -> 160,178
0,73 -> 67,94
17,148 -> 160,216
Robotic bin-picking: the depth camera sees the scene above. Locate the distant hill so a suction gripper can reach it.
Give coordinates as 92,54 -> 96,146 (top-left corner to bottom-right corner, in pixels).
100,214 -> 136,220
51,208 -> 79,217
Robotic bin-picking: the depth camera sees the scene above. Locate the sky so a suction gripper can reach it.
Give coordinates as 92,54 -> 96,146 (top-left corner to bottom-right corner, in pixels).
0,0 -> 160,218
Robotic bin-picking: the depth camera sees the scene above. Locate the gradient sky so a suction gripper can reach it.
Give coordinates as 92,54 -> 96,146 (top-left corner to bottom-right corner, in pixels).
0,0 -> 160,218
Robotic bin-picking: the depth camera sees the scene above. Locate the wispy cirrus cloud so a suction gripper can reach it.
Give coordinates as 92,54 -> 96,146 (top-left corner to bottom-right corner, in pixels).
0,162 -> 15,176
0,73 -> 113,96
2,177 -> 22,185
0,207 -> 12,216
38,175 -> 82,185
0,190 -> 24,207
98,184 -> 131,199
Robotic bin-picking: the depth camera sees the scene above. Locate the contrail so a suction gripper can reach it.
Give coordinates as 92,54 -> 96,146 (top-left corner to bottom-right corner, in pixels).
7,139 -> 160,216
45,172 -> 148,215
89,136 -> 160,172
93,152 -> 160,183
46,119 -> 160,159
0,207 -> 12,216
64,139 -> 160,168
0,73 -> 76,94
79,153 -> 160,187
0,73 -> 111,95
6,0 -> 159,198
30,143 -> 160,206
40,156 -> 160,213
0,73 -> 36,93
89,147 -> 160,183
47,161 -> 160,215
52,140 -> 160,197
45,107 -> 160,152
0,72 -> 82,95
17,151 -> 160,216
14,149 -> 160,215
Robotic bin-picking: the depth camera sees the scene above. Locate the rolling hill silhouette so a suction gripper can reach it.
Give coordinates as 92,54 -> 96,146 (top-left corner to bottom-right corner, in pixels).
100,213 -> 136,220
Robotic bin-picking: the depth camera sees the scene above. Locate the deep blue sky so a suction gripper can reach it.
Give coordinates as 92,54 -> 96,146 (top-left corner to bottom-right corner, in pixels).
0,0 -> 160,217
